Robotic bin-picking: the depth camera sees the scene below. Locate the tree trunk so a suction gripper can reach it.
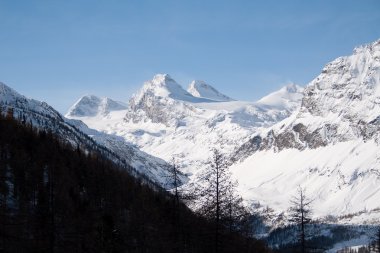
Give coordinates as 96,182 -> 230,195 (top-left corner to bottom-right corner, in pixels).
215,162 -> 219,253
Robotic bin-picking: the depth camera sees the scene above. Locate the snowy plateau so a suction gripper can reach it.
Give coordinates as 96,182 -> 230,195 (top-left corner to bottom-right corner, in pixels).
66,39 -> 380,227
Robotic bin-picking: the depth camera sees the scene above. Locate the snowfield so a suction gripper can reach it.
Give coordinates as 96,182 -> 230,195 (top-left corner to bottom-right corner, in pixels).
232,140 -> 380,219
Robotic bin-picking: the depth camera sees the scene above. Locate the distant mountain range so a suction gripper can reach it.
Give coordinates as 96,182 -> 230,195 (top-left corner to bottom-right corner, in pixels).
2,38 -> 380,226
67,73 -> 303,176
66,39 -> 380,224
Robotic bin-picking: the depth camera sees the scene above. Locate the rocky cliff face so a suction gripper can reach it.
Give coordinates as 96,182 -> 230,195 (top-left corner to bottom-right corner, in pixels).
125,74 -> 203,127
233,39 -> 380,162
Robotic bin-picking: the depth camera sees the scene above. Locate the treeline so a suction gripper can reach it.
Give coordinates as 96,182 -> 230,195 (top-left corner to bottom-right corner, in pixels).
0,113 -> 269,252
269,224 -> 380,252
268,187 -> 380,253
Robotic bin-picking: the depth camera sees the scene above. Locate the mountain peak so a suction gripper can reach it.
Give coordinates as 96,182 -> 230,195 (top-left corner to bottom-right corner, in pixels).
256,83 -> 304,109
353,38 -> 380,54
66,95 -> 127,117
187,80 -> 234,102
151,73 -> 174,85
0,81 -> 19,96
301,38 -> 380,122
0,82 -> 27,104
282,83 -> 301,93
132,74 -> 206,105
141,74 -> 185,93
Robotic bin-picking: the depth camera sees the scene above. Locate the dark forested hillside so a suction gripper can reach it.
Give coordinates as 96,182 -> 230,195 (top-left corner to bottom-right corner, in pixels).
0,113 -> 269,253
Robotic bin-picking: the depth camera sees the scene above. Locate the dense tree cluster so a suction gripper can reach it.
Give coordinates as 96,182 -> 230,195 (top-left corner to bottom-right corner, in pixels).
369,227 -> 380,253
0,112 -> 269,253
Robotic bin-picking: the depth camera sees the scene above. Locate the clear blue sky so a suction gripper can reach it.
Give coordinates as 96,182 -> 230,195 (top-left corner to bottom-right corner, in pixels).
1,0 -> 380,113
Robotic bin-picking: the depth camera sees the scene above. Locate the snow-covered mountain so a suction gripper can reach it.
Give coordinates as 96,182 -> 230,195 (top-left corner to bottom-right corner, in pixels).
256,83 -> 304,110
187,80 -> 234,101
66,39 -> 380,224
67,74 -> 303,175
0,82 -> 184,187
231,39 -> 380,222
67,95 -> 127,117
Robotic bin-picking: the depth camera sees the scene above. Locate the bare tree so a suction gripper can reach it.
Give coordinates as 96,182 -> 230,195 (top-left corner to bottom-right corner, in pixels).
201,149 -> 226,253
167,157 -> 181,208
289,186 -> 313,253
191,148 -> 249,253
224,181 -> 253,235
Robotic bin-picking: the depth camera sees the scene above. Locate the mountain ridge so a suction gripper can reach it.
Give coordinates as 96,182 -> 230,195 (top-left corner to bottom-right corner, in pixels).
67,74 -> 304,176
0,82 -> 184,187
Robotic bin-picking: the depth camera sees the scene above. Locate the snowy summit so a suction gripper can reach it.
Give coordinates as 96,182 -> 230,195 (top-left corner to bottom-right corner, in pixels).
187,80 -> 234,102
131,74 -> 201,103
256,83 -> 304,109
66,95 -> 127,117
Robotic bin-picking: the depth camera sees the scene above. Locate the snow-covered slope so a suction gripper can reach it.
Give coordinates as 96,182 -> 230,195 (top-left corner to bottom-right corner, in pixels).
67,74 -> 303,175
0,82 -> 183,187
231,39 -> 380,222
256,83 -> 303,110
67,95 -> 127,117
187,80 -> 234,101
